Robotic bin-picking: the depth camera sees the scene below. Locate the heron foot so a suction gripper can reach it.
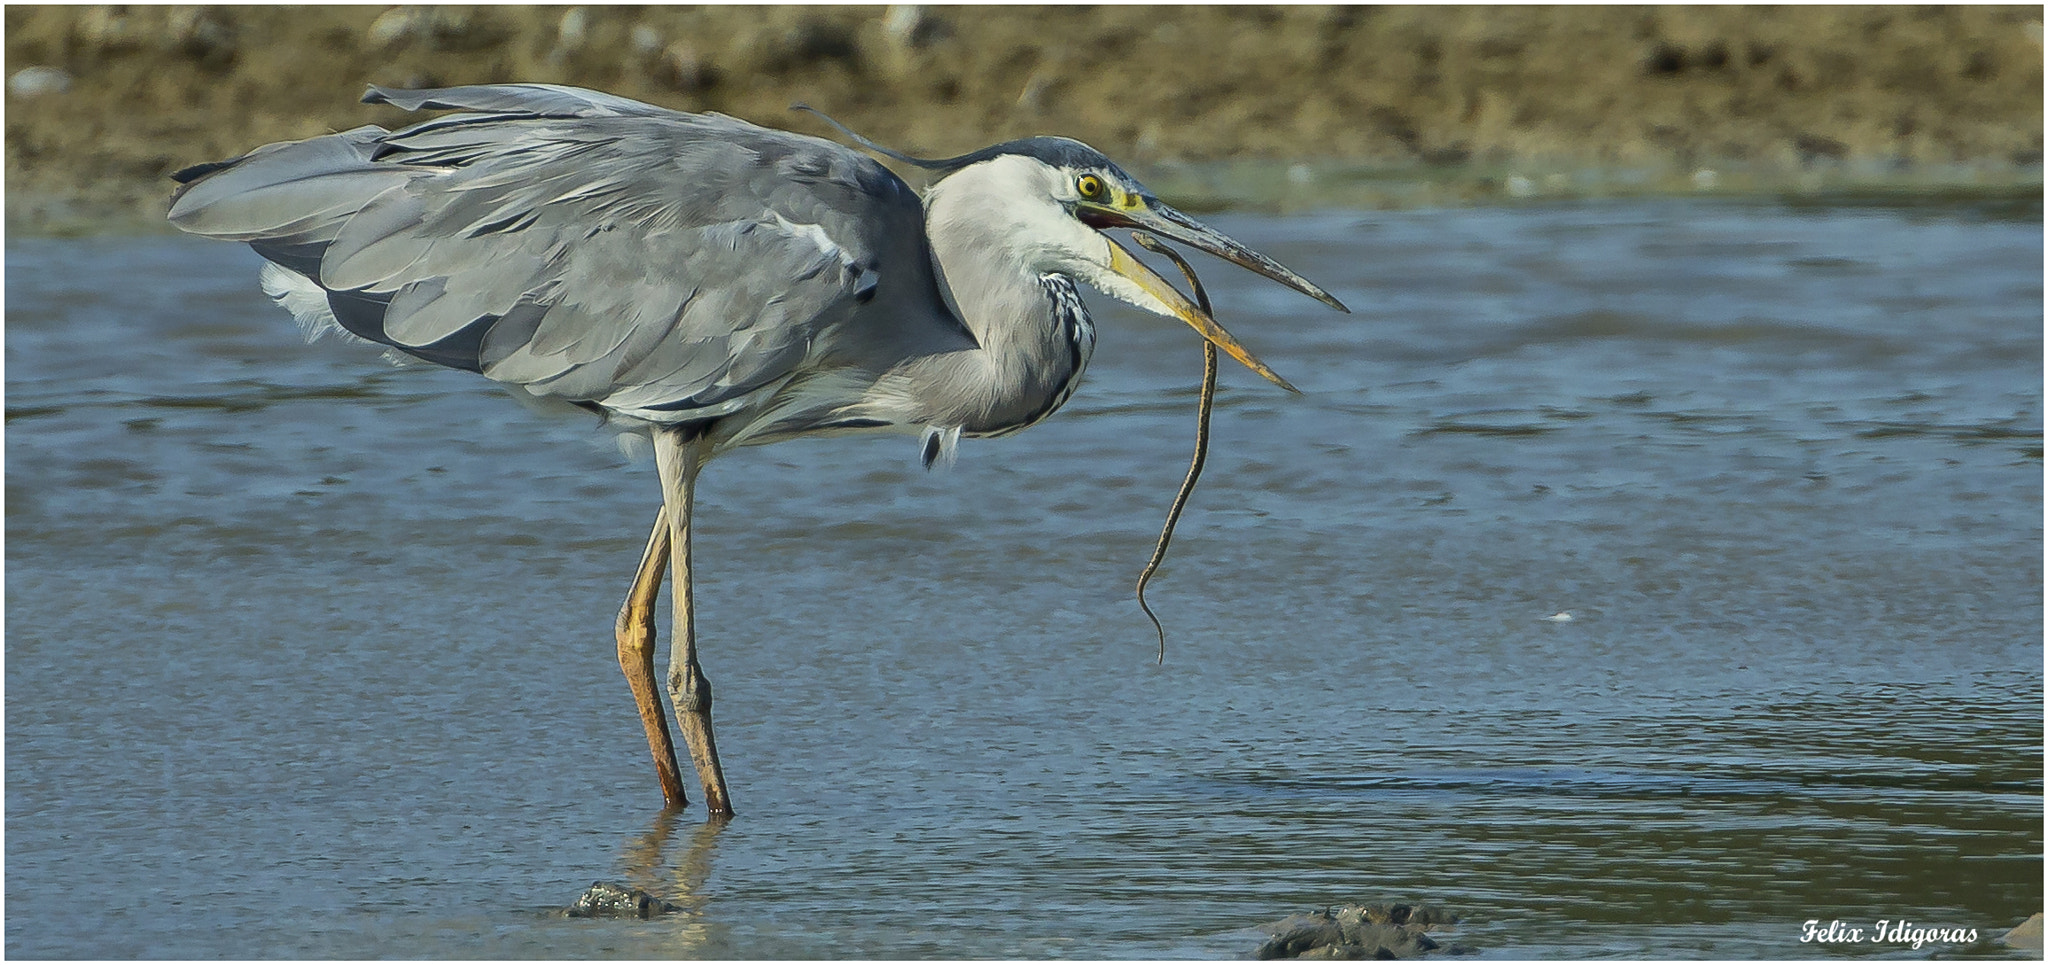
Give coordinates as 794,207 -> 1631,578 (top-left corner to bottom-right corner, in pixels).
667,660 -> 732,815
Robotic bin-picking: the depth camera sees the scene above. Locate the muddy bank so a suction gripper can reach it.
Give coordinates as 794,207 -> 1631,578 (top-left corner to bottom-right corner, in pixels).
6,5 -> 2042,230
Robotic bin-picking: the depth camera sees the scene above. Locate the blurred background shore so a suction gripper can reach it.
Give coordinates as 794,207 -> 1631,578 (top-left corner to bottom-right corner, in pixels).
5,4 -> 2042,232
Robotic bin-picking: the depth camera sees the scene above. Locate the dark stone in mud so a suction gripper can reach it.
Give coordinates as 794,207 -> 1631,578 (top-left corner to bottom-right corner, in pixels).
565,881 -> 680,919
1256,903 -> 1472,960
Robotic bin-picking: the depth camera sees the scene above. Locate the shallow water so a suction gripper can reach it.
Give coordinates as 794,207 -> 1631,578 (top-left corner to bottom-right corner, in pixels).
7,196 -> 2041,959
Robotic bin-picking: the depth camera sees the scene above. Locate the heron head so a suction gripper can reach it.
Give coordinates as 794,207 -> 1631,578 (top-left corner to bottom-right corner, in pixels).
793,107 -> 1349,391
1017,142 -> 1353,391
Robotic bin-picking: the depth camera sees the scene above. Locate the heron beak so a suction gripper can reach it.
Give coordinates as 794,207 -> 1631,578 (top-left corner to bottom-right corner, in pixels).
1080,200 -> 1350,313
1104,237 -> 1299,392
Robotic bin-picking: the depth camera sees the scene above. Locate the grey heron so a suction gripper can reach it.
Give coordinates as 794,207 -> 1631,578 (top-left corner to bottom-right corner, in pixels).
168,83 -> 1348,815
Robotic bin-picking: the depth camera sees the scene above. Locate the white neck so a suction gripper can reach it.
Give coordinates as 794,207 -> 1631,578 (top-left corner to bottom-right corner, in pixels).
890,158 -> 1099,435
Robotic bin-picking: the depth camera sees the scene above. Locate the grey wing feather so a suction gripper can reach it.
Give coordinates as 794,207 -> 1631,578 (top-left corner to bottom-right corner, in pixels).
169,126 -> 417,244
169,84 -> 926,423
362,82 -> 682,119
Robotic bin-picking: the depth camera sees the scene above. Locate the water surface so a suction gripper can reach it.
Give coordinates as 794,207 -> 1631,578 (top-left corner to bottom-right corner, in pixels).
7,196 -> 2041,958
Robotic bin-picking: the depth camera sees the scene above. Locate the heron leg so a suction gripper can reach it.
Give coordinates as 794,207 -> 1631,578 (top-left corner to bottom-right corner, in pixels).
616,505 -> 689,809
653,430 -> 734,816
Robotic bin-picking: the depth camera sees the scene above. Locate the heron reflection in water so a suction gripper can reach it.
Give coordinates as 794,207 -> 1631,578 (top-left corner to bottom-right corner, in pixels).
168,83 -> 1347,814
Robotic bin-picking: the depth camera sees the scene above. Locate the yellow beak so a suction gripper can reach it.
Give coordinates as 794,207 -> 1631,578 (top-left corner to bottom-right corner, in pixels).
1106,238 -> 1299,393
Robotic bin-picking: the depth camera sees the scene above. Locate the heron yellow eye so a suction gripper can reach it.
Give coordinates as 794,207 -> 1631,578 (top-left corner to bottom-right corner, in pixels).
1077,175 -> 1105,200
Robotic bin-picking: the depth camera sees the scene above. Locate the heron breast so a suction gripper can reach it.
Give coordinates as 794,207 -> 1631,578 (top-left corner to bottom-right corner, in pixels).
971,274 -> 1095,438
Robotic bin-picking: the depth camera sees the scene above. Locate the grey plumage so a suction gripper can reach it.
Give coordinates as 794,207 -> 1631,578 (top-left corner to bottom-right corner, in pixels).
168,83 -> 1346,813
174,83 -> 962,440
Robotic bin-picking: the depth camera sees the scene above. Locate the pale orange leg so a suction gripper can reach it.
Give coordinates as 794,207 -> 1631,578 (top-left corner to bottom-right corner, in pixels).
653,430 -> 734,815
616,506 -> 689,809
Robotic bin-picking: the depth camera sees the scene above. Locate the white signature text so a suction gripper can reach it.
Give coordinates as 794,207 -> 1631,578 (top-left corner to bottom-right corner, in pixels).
1801,919 -> 1979,950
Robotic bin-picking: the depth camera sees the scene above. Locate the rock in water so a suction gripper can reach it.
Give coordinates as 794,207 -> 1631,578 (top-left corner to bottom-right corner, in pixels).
1256,903 -> 1471,959
1260,914 -> 1345,959
566,881 -> 680,919
2002,913 -> 2043,949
